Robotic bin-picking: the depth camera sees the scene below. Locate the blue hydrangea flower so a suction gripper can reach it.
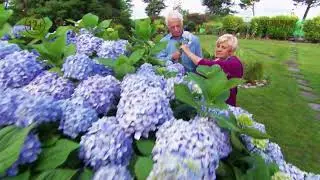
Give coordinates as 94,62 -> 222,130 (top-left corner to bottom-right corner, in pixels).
18,133 -> 42,164
152,119 -> 220,179
76,32 -> 103,56
164,76 -> 184,100
278,162 -> 307,180
1,34 -> 11,41
14,95 -> 62,128
166,62 -> 185,77
5,133 -> 41,177
59,97 -> 98,139
191,116 -> 232,159
11,25 -> 30,38
0,88 -> 32,126
0,41 -> 21,59
66,30 -> 77,45
92,61 -> 114,76
72,75 -> 120,115
0,50 -> 43,89
136,63 -> 156,75
23,71 -> 75,100
93,165 -> 133,180
305,173 -> 320,180
79,116 -> 133,170
62,54 -> 96,80
120,73 -> 166,95
117,86 -> 174,140
97,40 -> 128,60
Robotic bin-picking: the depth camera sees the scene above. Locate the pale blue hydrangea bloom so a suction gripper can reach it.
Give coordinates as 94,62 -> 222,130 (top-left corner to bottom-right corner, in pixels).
152,119 -> 220,179
117,86 -> 174,140
147,153 -> 204,180
76,32 -> 103,56
93,165 -> 133,180
62,54 -> 111,80
0,41 -> 21,59
5,133 -> 41,177
72,75 -> 120,115
79,116 -> 133,170
14,95 -> 62,128
59,97 -> 98,139
0,50 -> 43,89
23,71 -> 75,100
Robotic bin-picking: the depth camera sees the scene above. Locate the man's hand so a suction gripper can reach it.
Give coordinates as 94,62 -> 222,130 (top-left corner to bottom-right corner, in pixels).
171,51 -> 181,61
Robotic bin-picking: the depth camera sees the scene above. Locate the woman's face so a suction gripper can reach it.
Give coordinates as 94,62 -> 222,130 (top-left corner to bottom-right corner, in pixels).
167,18 -> 183,38
215,41 -> 233,59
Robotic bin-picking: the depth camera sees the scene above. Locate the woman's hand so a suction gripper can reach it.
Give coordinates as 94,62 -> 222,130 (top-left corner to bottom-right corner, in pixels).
180,44 -> 190,53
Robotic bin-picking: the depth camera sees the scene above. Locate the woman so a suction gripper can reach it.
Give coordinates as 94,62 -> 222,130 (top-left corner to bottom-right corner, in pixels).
179,34 -> 244,107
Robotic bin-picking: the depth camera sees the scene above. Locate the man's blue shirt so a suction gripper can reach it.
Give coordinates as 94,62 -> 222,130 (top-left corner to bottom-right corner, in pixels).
156,31 -> 202,72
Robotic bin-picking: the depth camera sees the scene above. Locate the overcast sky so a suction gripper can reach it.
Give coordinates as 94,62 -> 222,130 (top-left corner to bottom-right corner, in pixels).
131,0 -> 320,20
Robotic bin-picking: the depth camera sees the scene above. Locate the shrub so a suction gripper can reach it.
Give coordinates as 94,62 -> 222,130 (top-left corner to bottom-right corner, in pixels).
250,16 -> 270,38
266,16 -> 298,40
185,13 -> 208,25
113,24 -> 129,39
243,60 -> 264,83
222,15 -> 244,34
204,22 -> 223,35
185,21 -> 196,32
303,16 -> 320,42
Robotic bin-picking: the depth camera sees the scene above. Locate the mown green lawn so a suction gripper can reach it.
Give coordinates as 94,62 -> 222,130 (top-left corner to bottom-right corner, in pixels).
199,35 -> 320,173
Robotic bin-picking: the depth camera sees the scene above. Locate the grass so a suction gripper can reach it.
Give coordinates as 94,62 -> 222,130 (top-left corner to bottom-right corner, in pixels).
295,42 -> 320,104
199,35 -> 320,173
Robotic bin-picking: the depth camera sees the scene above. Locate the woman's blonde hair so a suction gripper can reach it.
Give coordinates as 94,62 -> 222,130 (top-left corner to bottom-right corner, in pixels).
216,34 -> 238,52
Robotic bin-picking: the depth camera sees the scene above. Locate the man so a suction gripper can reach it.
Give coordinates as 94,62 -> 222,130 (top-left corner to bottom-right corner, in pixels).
157,11 -> 202,72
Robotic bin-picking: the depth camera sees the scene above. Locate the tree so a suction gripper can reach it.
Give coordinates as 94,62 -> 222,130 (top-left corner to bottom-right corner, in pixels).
239,0 -> 260,16
202,0 -> 236,15
7,0 -> 132,30
143,0 -> 166,19
293,0 -> 320,20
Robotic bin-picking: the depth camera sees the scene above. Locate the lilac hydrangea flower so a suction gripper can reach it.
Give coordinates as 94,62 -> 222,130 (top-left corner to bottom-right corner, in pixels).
5,133 -> 41,177
79,116 -> 133,170
0,50 -> 43,89
93,165 -> 133,180
59,97 -> 98,139
147,153 -> 204,180
97,40 -> 128,60
116,86 -> 174,140
14,95 -> 62,128
76,32 -> 103,56
72,75 -> 120,115
23,71 -> 75,100
152,119 -> 220,179
0,41 -> 21,59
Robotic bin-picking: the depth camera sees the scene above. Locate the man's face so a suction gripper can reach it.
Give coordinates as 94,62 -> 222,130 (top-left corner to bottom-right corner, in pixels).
167,18 -> 183,38
215,41 -> 233,59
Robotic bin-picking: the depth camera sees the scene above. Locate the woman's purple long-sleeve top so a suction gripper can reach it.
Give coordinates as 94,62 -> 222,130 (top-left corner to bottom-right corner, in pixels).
198,56 -> 244,106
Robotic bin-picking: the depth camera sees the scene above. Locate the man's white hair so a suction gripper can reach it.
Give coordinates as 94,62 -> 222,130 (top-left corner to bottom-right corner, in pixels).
165,10 -> 183,26
216,34 -> 238,52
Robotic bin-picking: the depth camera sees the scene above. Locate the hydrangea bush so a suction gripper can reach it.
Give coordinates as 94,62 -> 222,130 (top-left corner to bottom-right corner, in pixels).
0,11 -> 319,180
